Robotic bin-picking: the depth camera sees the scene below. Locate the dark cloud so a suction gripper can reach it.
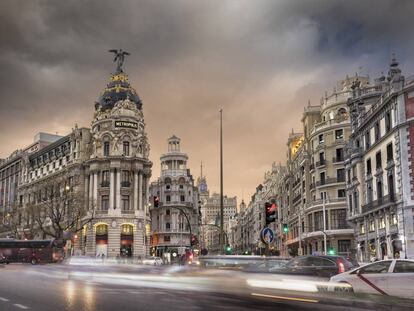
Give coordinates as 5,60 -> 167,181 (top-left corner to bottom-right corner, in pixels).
1,0 -> 414,201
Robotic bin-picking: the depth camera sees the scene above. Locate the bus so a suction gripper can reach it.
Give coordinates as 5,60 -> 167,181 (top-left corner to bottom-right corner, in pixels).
0,239 -> 64,265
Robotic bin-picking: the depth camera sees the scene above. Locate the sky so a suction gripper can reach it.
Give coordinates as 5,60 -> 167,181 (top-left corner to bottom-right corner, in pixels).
1,0 -> 414,206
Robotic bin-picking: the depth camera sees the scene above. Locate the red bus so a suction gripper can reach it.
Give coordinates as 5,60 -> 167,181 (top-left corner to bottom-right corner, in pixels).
0,239 -> 64,265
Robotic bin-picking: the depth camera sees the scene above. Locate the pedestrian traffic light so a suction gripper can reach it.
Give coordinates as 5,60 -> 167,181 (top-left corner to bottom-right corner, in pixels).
153,196 -> 159,208
265,202 -> 277,225
283,223 -> 288,233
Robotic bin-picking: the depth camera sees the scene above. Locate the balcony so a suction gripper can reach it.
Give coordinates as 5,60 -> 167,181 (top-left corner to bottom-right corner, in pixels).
121,181 -> 131,188
101,180 -> 110,187
316,177 -> 345,187
316,159 -> 326,167
121,209 -> 134,214
361,194 -> 396,213
96,209 -> 109,214
332,157 -> 344,163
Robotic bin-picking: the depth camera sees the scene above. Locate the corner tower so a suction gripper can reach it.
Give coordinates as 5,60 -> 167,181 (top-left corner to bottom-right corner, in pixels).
83,50 -> 152,259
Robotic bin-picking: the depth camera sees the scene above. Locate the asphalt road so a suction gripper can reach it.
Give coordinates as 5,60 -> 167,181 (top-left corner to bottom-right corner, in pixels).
0,264 -> 412,311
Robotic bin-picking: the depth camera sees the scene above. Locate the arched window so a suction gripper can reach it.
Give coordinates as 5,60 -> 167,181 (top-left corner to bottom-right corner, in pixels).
166,223 -> 170,230
103,142 -> 110,157
123,141 -> 130,156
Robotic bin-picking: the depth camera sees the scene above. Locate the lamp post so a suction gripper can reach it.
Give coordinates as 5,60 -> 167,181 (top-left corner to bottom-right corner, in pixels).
219,108 -> 224,254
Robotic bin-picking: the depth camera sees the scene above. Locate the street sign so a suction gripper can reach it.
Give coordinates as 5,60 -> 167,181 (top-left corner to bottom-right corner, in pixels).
260,227 -> 274,245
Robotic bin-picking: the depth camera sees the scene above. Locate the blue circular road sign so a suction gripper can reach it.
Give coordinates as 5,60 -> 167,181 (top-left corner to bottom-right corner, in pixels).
260,227 -> 274,245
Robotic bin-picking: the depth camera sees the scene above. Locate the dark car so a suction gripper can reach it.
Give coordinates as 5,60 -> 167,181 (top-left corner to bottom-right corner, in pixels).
270,255 -> 355,278
243,259 -> 289,273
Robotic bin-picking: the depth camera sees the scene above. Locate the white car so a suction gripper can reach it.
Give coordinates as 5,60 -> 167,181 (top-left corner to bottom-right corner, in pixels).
330,259 -> 414,299
142,257 -> 164,266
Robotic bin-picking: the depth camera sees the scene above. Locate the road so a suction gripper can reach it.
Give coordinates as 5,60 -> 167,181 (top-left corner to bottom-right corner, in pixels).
0,264 -> 413,311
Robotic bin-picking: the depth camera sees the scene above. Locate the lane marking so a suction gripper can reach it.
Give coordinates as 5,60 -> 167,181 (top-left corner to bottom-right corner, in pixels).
13,304 -> 30,309
0,297 -> 10,301
357,274 -> 388,296
251,293 -> 319,303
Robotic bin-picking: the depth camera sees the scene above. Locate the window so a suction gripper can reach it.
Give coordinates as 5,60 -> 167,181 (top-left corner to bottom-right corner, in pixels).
180,195 -> 185,202
123,141 -> 130,156
122,171 -> 130,182
307,257 -> 335,267
393,261 -> 414,273
122,195 -> 130,210
166,209 -> 170,216
166,195 -> 171,202
335,129 -> 344,140
390,213 -> 397,225
336,148 -> 344,162
179,184 -> 184,190
365,132 -> 370,150
360,223 -> 365,234
387,143 -> 393,162
374,122 -> 380,141
319,152 -> 325,164
337,168 -> 345,182
359,261 -> 392,274
166,184 -> 171,190
376,152 -> 382,169
102,170 -> 109,186
164,236 -> 170,242
314,211 -> 323,231
330,209 -> 347,229
166,223 -> 170,230
318,134 -> 324,144
101,195 -> 109,211
338,240 -> 351,253
320,172 -> 326,185
385,112 -> 391,133
338,189 -> 346,198
378,217 -> 385,229
369,220 -> 375,232
348,194 -> 353,213
366,158 -> 372,175
104,142 -> 110,157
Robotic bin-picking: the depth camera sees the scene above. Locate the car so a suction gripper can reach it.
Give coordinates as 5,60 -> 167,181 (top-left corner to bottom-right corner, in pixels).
242,259 -> 289,273
142,257 -> 164,266
330,259 -> 414,299
270,255 -> 355,278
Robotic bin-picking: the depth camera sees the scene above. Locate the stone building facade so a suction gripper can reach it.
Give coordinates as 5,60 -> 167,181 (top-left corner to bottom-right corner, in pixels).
346,57 -> 414,261
4,58 -> 152,259
149,136 -> 200,262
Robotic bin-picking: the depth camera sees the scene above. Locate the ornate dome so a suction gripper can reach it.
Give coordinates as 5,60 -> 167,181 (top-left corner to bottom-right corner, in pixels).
96,72 -> 142,111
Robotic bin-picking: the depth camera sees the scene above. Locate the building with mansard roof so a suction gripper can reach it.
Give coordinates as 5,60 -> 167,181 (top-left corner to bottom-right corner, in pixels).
346,56 -> 414,261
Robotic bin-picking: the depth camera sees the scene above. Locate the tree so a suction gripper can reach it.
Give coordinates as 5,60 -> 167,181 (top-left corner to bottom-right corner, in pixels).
24,172 -> 96,240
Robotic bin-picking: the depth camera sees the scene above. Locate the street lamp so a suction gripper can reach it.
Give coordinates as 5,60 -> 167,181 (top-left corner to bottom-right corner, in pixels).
219,108 -> 224,254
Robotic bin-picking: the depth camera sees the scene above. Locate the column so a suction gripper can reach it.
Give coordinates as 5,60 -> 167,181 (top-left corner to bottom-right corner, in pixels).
93,172 -> 98,203
116,169 -> 121,209
89,173 -> 93,202
134,171 -> 138,210
85,176 -> 89,210
109,170 -> 115,210
138,172 -> 143,210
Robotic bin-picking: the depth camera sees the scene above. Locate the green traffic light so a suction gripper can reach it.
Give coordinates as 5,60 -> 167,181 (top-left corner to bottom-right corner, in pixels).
328,248 -> 335,255
283,224 -> 288,233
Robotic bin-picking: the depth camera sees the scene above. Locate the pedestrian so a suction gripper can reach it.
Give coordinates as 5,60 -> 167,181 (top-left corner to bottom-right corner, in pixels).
101,253 -> 105,264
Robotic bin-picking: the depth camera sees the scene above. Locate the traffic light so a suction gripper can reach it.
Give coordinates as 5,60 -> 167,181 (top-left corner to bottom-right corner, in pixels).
265,202 -> 277,225
328,247 -> 335,255
153,196 -> 159,208
225,245 -> 232,255
190,235 -> 198,246
282,223 -> 288,233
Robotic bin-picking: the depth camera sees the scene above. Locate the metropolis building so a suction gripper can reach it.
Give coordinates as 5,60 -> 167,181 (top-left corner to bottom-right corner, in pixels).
2,53 -> 152,259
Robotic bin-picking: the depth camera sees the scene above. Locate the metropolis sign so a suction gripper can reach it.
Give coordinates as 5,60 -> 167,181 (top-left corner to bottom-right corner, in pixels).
114,121 -> 139,129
